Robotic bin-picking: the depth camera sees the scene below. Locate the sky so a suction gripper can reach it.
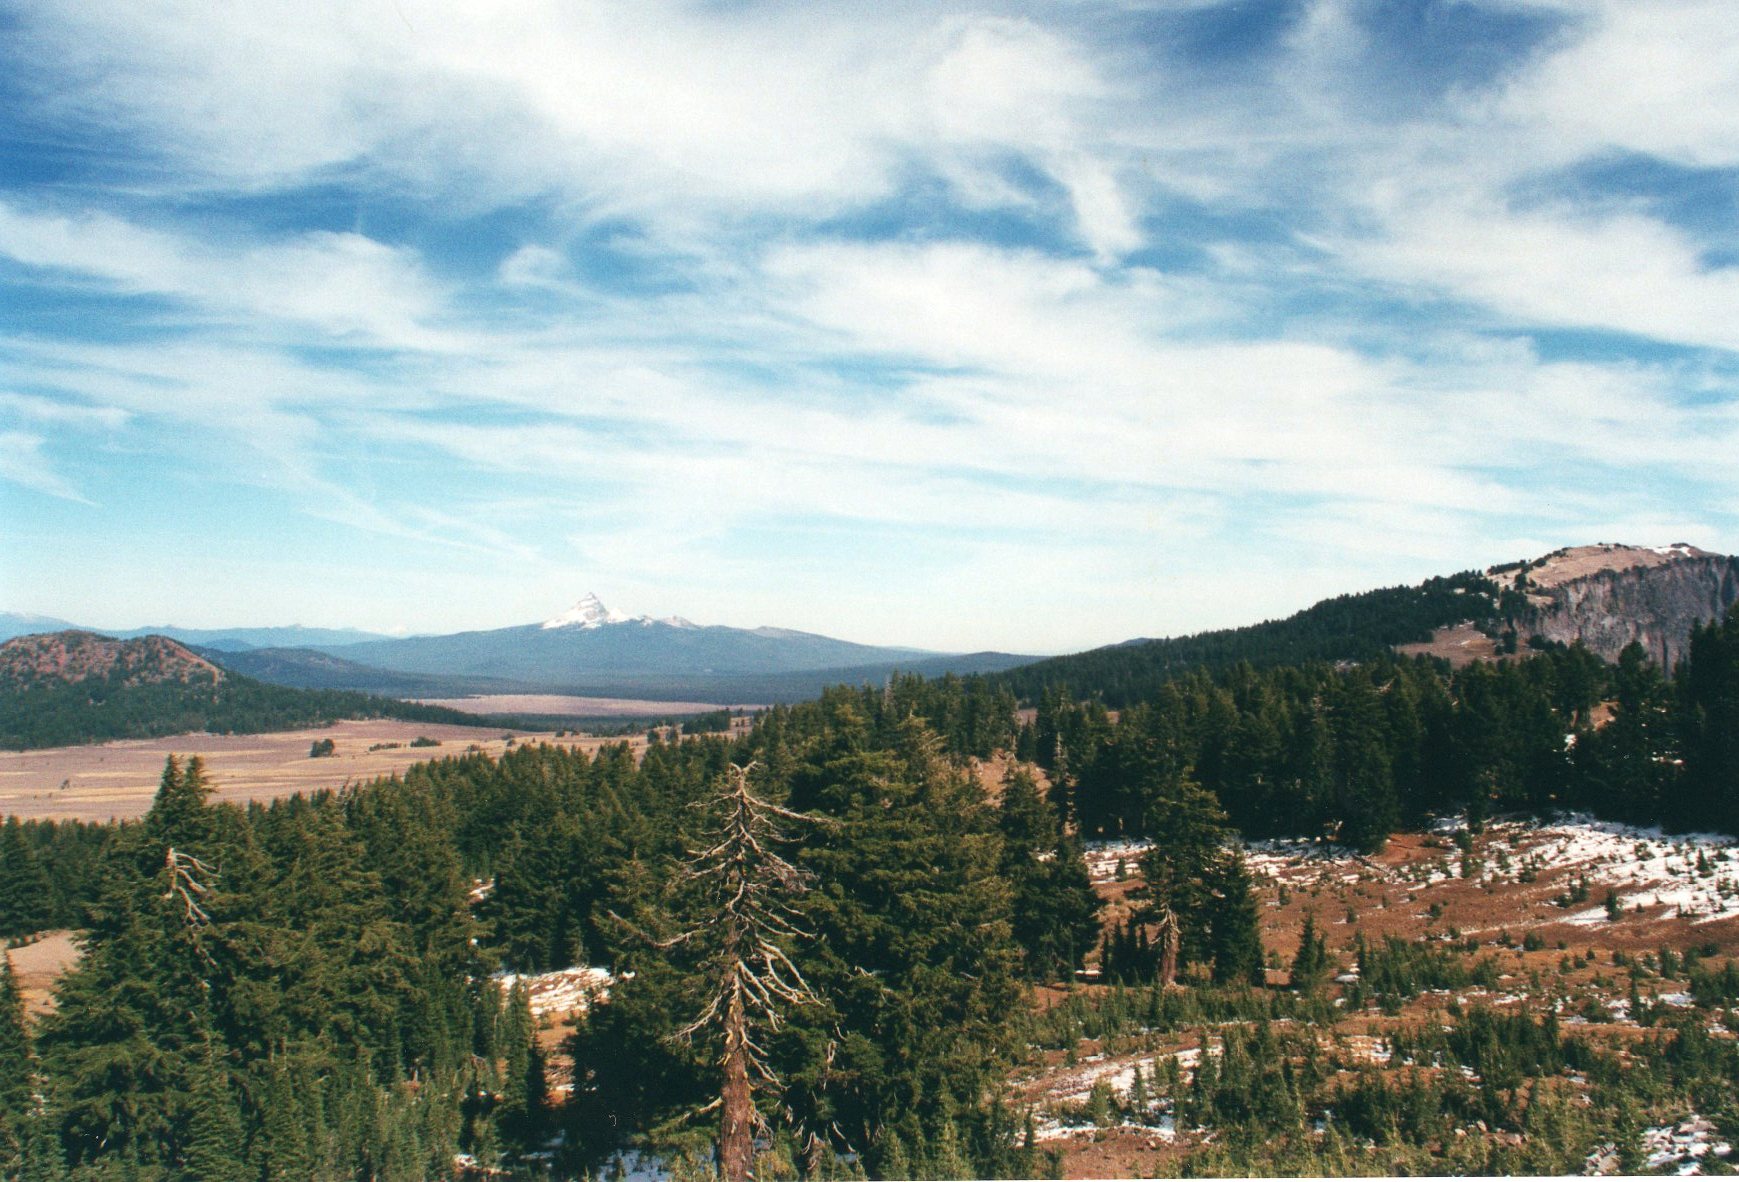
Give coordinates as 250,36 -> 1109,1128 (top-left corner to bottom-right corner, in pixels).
1,0 -> 1737,654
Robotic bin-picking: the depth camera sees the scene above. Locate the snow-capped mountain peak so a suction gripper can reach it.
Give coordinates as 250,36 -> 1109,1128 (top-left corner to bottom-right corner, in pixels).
541,593 -> 632,630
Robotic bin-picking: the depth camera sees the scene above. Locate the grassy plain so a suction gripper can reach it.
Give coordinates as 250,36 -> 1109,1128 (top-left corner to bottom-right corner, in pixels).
0,719 -> 627,822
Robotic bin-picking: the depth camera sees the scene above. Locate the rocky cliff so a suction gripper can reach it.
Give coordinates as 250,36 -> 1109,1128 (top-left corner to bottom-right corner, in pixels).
1505,545 -> 1739,667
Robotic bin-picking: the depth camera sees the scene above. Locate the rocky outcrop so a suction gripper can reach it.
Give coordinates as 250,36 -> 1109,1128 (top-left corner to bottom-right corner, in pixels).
1515,553 -> 1739,667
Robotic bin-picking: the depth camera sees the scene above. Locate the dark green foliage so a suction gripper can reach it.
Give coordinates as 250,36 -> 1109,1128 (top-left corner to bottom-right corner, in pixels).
676,707 -> 734,734
0,817 -> 55,938
1351,933 -> 1499,1003
1689,959 -> 1739,1005
781,702 -> 1023,1163
1031,631 -> 1739,850
997,571 -> 1501,707
998,769 -> 1101,981
7,819 -> 110,933
30,755 -> 495,1179
1137,774 -> 1245,974
1327,674 -> 1399,852
0,661 -> 488,750
1678,604 -> 1739,834
0,956 -> 35,1174
1290,910 -> 1330,992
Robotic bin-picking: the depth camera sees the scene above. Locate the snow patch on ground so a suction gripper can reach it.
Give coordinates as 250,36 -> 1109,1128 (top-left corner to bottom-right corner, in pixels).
493,965 -> 616,1018
1502,814 -> 1739,924
1586,1115 -> 1733,1175
1083,840 -> 1151,883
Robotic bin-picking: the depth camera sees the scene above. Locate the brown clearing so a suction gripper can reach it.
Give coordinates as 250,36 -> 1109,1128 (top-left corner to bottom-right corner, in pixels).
0,719 -> 640,823
1394,621 -> 1504,666
5,931 -> 80,1016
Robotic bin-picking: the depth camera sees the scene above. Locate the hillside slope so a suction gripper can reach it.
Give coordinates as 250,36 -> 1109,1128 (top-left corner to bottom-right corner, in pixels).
0,632 -> 487,750
996,571 -> 1499,705
998,543 -> 1739,706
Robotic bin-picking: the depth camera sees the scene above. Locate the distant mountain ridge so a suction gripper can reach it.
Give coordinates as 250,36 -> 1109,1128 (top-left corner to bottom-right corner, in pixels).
1,595 -> 1036,704
0,631 -> 491,750
0,613 -> 395,651
314,592 -> 939,684
0,612 -> 80,643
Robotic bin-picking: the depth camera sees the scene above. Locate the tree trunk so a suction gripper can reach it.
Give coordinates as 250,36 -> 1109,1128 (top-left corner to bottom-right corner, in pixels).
719,980 -> 755,1182
1157,903 -> 1179,989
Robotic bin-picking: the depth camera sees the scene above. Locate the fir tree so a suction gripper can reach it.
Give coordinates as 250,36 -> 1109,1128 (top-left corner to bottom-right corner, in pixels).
998,768 -> 1102,981
1290,910 -> 1330,992
1204,852 -> 1265,986
0,819 -> 54,939
0,956 -> 36,1172
1138,773 -> 1233,970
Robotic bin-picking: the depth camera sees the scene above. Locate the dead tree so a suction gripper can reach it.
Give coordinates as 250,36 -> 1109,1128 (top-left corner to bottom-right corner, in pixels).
161,846 -> 218,967
1154,900 -> 1180,989
162,847 -> 215,927
669,762 -> 824,1182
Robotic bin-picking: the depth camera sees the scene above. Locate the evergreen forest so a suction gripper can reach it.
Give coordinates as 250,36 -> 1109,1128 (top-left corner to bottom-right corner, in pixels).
0,664 -> 505,751
1,605 -> 1737,1178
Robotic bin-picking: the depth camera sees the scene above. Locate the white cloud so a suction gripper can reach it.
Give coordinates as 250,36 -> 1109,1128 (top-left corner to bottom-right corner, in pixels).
0,201 -> 453,349
4,0 -> 1739,646
0,391 -> 130,429
1346,193 -> 1739,354
1496,1 -> 1739,169
0,430 -> 91,503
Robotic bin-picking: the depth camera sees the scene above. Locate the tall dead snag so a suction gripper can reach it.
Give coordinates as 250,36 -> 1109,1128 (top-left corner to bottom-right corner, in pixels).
1154,900 -> 1180,989
672,762 -> 823,1182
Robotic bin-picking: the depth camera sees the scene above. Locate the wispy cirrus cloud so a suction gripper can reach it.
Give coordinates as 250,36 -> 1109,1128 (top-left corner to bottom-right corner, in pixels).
1,0 -> 1736,649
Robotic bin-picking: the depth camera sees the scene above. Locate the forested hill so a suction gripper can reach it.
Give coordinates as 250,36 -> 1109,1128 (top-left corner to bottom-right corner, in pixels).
997,572 -> 1500,706
0,631 -> 488,749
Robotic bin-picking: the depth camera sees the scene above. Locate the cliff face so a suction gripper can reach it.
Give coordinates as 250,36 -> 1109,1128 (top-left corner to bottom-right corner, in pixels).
1517,554 -> 1739,667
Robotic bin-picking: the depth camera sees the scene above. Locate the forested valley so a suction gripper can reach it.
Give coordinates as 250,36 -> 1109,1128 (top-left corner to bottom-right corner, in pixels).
3,606 -> 1739,1179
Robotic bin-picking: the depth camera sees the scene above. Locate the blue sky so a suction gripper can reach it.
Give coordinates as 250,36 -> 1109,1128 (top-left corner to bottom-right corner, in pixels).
2,0 -> 1736,653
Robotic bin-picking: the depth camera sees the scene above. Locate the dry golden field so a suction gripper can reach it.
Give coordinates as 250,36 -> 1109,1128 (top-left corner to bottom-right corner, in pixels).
0,719 -> 628,822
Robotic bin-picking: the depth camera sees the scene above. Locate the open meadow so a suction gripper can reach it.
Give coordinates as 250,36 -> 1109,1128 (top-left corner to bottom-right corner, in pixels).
0,719 -> 629,822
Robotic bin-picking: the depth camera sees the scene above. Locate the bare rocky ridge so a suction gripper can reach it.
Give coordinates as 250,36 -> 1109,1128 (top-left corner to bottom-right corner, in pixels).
0,631 -> 224,688
1500,544 -> 1739,666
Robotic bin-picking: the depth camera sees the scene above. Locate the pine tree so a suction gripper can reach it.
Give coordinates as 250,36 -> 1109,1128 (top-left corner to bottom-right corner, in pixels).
0,956 -> 36,1172
0,820 -> 54,939
999,768 -> 1102,981
182,1047 -> 249,1182
1205,852 -> 1265,986
1678,605 -> 1739,833
1574,643 -> 1674,824
1331,676 -> 1399,852
1138,773 -> 1232,970
1290,910 -> 1330,992
783,703 -> 1020,1164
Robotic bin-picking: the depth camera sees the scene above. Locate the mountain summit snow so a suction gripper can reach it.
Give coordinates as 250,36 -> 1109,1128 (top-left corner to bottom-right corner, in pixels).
542,593 -> 632,630
541,594 -> 696,631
